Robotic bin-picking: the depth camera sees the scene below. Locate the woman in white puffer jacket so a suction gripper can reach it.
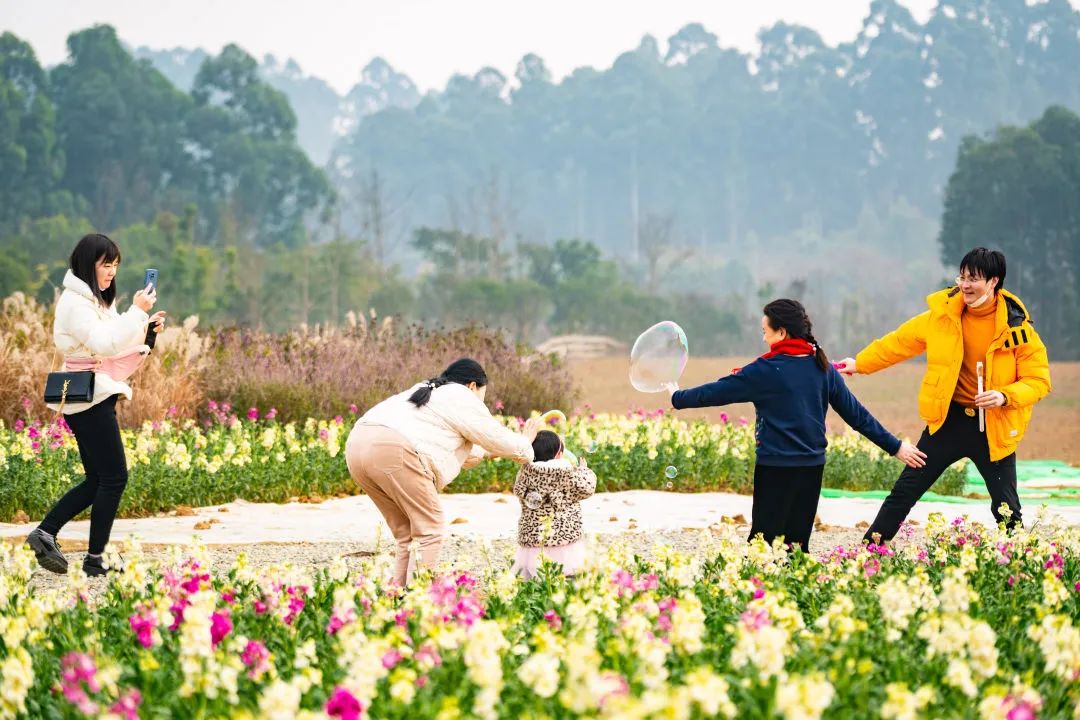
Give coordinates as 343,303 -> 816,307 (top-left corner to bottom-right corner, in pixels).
346,358 -> 544,586
27,234 -> 166,577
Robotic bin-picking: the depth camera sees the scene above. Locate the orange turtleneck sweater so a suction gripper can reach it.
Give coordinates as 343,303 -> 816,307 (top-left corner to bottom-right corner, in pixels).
953,296 -> 998,406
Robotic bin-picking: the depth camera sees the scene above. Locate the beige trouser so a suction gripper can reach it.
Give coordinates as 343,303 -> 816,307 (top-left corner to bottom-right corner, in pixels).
345,425 -> 444,586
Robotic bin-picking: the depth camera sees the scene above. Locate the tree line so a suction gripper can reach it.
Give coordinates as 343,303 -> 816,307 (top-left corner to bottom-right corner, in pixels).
0,27 -> 331,247
329,0 -> 1080,254
1,7 -> 1078,358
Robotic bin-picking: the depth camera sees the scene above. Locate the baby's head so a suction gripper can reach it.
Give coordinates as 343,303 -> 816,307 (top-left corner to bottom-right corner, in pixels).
532,430 -> 563,462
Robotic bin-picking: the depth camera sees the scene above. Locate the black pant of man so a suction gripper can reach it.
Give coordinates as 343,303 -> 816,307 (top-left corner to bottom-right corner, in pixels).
864,402 -> 1021,543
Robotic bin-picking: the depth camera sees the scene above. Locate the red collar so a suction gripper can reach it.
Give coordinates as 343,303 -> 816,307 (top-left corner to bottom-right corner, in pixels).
733,339 -> 816,374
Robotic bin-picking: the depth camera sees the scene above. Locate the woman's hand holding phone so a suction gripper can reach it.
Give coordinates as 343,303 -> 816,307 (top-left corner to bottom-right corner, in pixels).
133,284 -> 157,312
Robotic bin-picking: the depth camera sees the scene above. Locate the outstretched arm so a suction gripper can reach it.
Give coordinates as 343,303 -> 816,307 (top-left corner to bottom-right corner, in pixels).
440,393 -> 538,463
853,311 -> 930,375
671,364 -> 760,410
827,368 -> 902,455
827,369 -> 926,468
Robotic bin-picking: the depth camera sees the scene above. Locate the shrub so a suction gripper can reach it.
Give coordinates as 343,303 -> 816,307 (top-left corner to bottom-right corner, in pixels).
0,412 -> 965,522
199,315 -> 578,422
0,293 -> 205,428
0,292 -> 56,425
117,316 -> 207,427
453,411 -> 968,497
3,291 -> 577,429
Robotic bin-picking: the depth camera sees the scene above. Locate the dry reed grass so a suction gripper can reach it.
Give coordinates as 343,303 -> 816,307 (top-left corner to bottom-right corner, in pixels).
0,292 -> 207,427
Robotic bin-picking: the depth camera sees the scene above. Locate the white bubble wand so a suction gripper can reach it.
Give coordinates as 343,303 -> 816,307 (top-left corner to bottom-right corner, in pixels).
976,361 -> 985,433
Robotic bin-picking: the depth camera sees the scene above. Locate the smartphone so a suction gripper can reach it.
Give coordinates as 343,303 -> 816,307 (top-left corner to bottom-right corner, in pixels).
143,268 -> 160,350
144,320 -> 158,350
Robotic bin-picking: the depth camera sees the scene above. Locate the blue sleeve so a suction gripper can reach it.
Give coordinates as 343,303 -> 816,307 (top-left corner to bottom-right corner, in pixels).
672,362 -> 762,410
826,367 -> 902,455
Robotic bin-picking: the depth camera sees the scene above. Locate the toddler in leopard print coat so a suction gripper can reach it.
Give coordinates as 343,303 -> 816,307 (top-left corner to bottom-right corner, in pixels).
512,430 -> 597,579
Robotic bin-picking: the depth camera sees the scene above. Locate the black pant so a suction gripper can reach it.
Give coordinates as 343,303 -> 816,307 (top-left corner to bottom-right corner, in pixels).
39,395 -> 128,555
749,464 -> 824,553
864,402 -> 1020,543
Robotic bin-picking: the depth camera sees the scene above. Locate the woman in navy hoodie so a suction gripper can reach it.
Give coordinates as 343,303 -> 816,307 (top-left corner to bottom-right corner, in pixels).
668,299 -> 927,552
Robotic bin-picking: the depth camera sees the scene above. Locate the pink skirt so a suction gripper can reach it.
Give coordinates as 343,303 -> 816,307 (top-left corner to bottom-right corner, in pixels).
512,540 -> 587,579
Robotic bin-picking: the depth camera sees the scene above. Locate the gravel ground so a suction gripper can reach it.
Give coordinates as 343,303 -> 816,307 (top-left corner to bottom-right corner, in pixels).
16,525 -> 906,598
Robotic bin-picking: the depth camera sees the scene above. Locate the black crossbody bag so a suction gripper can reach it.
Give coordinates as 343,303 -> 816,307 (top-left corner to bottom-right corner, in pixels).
43,344 -> 96,412
43,370 -> 96,407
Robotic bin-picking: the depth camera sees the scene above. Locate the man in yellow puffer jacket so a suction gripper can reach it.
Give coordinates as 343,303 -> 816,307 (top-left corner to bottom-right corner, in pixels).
836,248 -> 1051,542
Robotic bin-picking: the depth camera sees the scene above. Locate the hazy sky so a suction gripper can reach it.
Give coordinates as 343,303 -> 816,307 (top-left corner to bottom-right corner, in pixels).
9,0 -> 945,93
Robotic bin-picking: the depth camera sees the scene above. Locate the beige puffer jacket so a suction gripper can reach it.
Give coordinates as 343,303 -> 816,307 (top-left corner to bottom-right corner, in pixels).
351,382 -> 534,489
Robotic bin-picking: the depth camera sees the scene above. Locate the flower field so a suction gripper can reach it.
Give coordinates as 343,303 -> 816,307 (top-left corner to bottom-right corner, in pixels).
1,513 -> 1078,718
0,406 -> 966,522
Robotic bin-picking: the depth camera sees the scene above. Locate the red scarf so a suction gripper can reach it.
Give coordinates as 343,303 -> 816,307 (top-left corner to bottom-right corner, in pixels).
732,339 -> 816,374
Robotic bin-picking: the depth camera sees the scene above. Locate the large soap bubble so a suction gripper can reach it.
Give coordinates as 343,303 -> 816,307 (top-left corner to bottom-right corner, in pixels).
629,321 -> 689,393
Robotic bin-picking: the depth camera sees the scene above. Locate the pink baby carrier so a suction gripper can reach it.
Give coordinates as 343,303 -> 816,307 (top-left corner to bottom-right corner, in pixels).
64,345 -> 150,382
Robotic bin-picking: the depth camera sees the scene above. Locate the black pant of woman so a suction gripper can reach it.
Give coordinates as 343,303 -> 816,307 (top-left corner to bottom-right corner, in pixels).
748,464 -> 825,553
37,395 -> 128,555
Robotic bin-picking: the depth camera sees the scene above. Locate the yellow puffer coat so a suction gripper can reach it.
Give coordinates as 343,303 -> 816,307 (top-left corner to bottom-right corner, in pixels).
855,288 -> 1051,461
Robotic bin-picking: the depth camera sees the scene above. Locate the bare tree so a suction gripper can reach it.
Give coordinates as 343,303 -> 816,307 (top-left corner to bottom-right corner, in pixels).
639,212 -> 694,294
445,167 -> 519,278
352,165 -> 411,274
359,167 -> 386,267
477,167 -> 522,278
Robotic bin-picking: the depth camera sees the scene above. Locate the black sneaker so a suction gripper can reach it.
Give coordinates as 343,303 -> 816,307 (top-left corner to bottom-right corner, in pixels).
26,528 -> 68,574
83,554 -> 121,577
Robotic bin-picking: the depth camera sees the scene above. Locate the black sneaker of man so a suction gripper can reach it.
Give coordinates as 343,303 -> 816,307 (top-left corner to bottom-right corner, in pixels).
26,528 -> 68,574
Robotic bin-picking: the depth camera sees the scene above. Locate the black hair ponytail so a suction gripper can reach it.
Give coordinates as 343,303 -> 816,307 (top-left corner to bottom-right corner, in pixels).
408,357 -> 488,407
804,328 -> 830,373
762,298 -> 830,372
